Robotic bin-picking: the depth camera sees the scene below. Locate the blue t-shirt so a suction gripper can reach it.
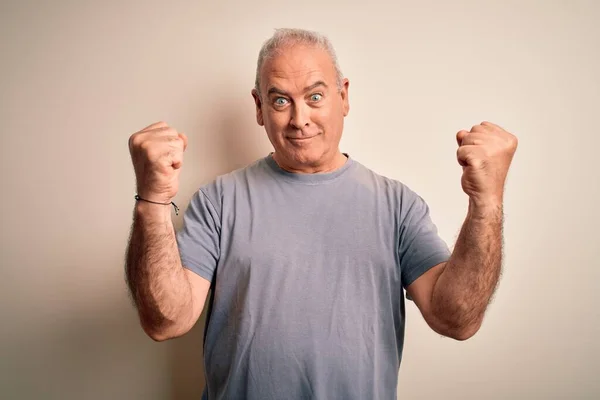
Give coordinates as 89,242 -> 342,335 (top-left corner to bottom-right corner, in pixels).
176,154 -> 450,399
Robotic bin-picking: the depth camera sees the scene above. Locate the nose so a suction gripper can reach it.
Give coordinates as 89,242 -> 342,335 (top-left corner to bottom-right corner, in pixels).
290,103 -> 310,129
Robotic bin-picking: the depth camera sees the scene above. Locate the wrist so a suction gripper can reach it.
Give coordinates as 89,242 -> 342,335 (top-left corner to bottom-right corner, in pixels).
468,197 -> 503,219
134,194 -> 180,216
136,190 -> 174,205
134,200 -> 174,222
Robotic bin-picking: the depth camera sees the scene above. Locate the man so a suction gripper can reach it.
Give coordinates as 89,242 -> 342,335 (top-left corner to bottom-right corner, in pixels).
126,28 -> 518,399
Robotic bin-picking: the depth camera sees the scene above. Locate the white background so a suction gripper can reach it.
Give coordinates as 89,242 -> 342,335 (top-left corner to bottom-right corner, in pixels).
1,0 -> 598,398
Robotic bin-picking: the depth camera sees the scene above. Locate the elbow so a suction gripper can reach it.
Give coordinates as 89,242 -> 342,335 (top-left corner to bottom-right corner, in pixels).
447,325 -> 480,341
428,299 -> 484,341
140,318 -> 190,342
141,322 -> 172,342
442,320 -> 482,341
134,301 -> 195,342
145,328 -> 172,342
428,312 -> 482,341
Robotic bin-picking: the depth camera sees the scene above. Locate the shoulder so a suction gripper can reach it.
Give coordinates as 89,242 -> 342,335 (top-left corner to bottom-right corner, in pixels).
194,156 -> 268,206
349,159 -> 433,229
349,158 -> 420,201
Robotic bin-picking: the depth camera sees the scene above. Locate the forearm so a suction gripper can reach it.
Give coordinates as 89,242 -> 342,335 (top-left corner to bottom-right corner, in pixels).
125,202 -> 193,340
431,199 -> 503,339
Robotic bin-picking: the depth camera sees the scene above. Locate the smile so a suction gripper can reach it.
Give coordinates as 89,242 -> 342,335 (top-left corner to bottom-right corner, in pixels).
287,134 -> 319,141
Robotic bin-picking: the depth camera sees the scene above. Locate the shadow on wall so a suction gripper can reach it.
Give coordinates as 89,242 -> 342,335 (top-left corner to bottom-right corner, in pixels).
0,92 -> 266,400
169,95 -> 267,399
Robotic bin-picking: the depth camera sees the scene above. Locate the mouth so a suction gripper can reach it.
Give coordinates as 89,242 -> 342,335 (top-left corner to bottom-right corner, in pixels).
287,133 -> 320,142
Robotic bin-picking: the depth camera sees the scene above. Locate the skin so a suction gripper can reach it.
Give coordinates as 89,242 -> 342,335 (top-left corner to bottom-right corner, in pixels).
407,121 -> 518,339
251,44 -> 350,173
125,43 -> 518,342
126,122 -> 209,341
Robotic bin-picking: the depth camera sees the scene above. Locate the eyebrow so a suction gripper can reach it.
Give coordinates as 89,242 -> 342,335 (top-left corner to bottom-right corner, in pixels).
267,80 -> 328,97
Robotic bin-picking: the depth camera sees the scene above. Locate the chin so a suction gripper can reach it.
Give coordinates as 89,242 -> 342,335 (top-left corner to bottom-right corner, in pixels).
283,146 -> 326,168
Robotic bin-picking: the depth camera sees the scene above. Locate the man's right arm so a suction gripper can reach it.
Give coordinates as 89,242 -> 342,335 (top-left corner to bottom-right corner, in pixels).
125,121 -> 210,341
125,200 -> 210,341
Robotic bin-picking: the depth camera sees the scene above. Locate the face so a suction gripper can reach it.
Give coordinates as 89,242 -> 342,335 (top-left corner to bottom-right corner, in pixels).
252,44 -> 350,172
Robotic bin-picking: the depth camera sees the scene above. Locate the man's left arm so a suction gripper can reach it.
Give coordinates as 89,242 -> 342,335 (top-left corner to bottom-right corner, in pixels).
407,121 -> 518,340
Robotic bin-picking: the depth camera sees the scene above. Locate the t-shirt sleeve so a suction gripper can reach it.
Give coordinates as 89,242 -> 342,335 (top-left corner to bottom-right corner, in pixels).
398,186 -> 451,293
176,187 -> 221,283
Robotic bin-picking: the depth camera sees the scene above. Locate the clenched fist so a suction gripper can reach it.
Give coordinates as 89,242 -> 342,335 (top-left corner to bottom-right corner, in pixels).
456,121 -> 518,206
128,121 -> 188,204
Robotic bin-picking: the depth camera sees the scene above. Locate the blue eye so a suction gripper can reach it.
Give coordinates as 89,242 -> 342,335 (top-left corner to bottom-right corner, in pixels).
275,97 -> 288,106
310,94 -> 322,102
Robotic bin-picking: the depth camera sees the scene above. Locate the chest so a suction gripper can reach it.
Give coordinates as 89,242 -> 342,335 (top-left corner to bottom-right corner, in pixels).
216,185 -> 401,291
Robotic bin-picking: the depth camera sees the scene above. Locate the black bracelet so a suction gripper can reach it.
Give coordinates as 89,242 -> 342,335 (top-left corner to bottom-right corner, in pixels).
135,194 -> 180,215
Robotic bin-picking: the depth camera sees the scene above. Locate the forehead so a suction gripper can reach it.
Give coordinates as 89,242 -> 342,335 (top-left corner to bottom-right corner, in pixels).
260,44 -> 337,92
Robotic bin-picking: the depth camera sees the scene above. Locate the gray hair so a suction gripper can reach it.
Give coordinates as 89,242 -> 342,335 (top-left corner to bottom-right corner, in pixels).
254,28 -> 344,96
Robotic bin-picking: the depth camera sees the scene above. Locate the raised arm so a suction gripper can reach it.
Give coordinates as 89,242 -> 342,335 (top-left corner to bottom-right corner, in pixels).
125,121 -> 210,341
407,121 -> 518,340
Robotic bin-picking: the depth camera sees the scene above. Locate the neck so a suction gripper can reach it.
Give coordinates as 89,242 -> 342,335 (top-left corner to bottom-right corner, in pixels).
272,151 -> 348,174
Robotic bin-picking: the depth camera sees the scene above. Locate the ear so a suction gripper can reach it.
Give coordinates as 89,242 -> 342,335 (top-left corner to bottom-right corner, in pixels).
251,89 -> 264,126
340,78 -> 350,117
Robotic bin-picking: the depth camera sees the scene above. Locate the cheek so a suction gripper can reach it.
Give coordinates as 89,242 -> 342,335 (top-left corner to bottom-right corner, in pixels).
264,111 -> 287,134
314,106 -> 338,129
